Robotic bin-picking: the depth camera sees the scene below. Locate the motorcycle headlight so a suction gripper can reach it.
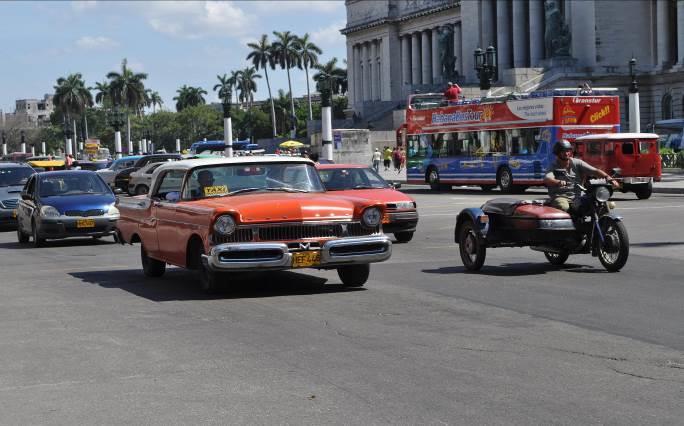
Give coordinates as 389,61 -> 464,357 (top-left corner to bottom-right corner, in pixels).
107,205 -> 120,217
361,207 -> 382,227
594,186 -> 611,202
213,215 -> 236,235
40,206 -> 60,218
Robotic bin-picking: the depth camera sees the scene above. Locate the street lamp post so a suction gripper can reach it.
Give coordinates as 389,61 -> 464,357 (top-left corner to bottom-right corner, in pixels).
107,106 -> 126,159
1,131 -> 7,156
474,46 -> 498,97
20,130 -> 26,154
62,115 -> 73,156
222,93 -> 233,158
320,86 -> 333,162
628,57 -> 641,133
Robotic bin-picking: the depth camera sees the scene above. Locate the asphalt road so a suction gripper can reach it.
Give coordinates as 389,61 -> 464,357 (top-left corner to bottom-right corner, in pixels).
1,188 -> 683,424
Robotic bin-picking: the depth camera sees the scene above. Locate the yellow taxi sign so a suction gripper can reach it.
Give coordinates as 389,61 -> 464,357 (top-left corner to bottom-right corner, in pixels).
204,185 -> 228,196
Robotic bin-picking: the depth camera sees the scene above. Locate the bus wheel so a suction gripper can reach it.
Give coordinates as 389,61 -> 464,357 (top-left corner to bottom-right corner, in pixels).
427,168 -> 442,191
635,182 -> 652,200
497,167 -> 514,193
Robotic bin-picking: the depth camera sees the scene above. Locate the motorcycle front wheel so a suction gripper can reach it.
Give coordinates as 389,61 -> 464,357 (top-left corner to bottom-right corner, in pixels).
458,221 -> 486,271
597,218 -> 629,272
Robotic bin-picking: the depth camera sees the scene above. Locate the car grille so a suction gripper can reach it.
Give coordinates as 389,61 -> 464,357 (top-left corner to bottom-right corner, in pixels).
65,209 -> 105,217
0,199 -> 18,209
213,222 -> 380,244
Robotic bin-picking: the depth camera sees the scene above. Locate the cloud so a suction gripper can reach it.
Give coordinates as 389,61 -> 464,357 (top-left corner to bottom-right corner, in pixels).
138,1 -> 254,39
71,1 -> 97,11
310,20 -> 346,51
76,36 -> 119,49
249,0 -> 344,14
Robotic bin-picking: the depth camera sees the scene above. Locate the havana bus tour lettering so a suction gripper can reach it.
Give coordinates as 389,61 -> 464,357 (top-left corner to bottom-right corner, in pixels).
432,110 -> 484,124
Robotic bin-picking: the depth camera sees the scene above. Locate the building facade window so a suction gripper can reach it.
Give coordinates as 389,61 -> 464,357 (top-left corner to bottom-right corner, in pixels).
662,93 -> 673,120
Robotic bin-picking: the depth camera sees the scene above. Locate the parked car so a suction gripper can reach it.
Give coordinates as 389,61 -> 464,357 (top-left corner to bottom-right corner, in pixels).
0,162 -> 35,228
74,160 -> 111,171
128,159 -> 181,195
115,157 -> 393,292
16,170 -> 119,246
317,164 -> 418,243
114,154 -> 182,192
96,155 -> 143,187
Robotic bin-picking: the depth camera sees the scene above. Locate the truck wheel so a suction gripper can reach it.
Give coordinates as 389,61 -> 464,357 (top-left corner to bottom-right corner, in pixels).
337,264 -> 370,287
635,181 -> 652,200
141,244 -> 165,277
544,250 -> 569,265
497,167 -> 514,193
135,185 -> 149,195
458,221 -> 486,271
17,224 -> 29,244
394,231 -> 414,243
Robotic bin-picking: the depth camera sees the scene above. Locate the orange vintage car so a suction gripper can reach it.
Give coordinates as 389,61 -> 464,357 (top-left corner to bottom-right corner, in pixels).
115,157 -> 392,292
317,164 -> 418,243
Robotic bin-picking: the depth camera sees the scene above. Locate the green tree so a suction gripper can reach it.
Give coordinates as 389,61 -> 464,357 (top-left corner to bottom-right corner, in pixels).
295,33 -> 322,121
237,67 -> 261,110
53,73 -> 94,149
93,81 -> 111,107
272,30 -> 301,136
106,58 -> 148,114
174,85 -> 207,111
147,90 -> 163,113
247,34 -> 278,137
313,57 -> 346,106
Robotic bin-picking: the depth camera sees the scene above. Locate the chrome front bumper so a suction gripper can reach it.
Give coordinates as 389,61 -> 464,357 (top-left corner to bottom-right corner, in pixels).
203,235 -> 392,271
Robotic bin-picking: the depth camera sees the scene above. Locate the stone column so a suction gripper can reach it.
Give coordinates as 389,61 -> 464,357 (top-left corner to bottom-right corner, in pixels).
369,41 -> 376,101
460,0 -> 479,82
382,27 -> 402,102
376,40 -> 383,100
678,0 -> 684,65
455,23 -> 462,77
529,0 -> 545,66
512,0 -> 529,67
411,32 -> 422,85
571,0 -> 596,68
362,42 -> 371,101
481,0 -> 496,47
401,34 -> 411,88
354,44 -> 363,104
656,0 -> 671,67
432,27 -> 441,85
421,30 -> 432,85
346,42 -> 355,107
496,0 -> 512,70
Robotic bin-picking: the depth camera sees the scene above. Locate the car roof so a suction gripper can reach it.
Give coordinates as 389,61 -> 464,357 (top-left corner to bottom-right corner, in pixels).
36,170 -> 97,177
574,133 -> 659,141
316,163 -> 369,170
155,155 -> 314,173
115,155 -> 143,162
0,162 -> 33,168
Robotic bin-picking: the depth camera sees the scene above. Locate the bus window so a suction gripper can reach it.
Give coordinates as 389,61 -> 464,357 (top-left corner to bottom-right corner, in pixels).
621,142 -> 634,155
638,141 -> 652,154
587,142 -> 601,155
511,128 -> 540,155
407,135 -> 426,159
490,130 -> 507,155
604,142 -> 614,155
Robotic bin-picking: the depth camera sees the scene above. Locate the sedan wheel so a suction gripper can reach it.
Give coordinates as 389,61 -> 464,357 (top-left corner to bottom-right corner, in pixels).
141,244 -> 166,277
32,221 -> 44,248
17,224 -> 29,244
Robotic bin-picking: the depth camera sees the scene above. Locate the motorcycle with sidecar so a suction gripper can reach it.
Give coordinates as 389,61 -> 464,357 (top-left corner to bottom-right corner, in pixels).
454,173 -> 629,272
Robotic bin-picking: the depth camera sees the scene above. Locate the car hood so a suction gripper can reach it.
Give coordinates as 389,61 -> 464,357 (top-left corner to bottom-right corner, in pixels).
184,192 -> 362,223
325,188 -> 414,204
41,193 -> 116,214
0,185 -> 25,199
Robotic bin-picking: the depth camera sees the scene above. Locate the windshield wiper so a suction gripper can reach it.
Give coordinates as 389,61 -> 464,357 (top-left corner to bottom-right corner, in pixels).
229,187 -> 266,195
264,187 -> 309,193
351,185 -> 377,189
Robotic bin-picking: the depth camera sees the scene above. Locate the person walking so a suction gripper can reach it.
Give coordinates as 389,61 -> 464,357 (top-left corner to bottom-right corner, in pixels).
383,146 -> 392,171
371,148 -> 382,172
399,148 -> 406,172
392,147 -> 401,172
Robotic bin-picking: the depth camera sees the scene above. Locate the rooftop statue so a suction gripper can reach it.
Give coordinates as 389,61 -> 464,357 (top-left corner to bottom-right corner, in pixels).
438,24 -> 458,82
544,0 -> 572,57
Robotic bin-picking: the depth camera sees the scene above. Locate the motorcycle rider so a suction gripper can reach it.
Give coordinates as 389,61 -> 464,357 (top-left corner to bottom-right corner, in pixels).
544,139 -> 618,212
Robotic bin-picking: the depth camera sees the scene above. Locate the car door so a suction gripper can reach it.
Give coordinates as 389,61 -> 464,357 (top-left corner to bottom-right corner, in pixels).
152,169 -> 187,265
18,175 -> 37,231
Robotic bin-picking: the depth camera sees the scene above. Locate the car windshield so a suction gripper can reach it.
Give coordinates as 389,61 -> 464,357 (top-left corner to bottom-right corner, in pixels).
318,167 -> 389,191
182,162 -> 325,200
39,173 -> 110,197
0,167 -> 34,187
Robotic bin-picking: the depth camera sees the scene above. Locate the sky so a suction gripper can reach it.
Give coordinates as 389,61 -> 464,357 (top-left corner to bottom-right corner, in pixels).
0,0 -> 347,113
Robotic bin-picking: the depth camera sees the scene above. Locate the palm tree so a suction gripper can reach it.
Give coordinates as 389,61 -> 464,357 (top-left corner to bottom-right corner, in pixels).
295,33 -> 322,121
247,34 -> 278,137
93,81 -> 110,106
213,74 -> 233,105
271,30 -> 301,136
106,58 -> 148,112
53,73 -> 93,153
237,67 -> 261,110
273,89 -> 293,135
148,91 -> 163,113
313,57 -> 346,104
174,85 -> 207,111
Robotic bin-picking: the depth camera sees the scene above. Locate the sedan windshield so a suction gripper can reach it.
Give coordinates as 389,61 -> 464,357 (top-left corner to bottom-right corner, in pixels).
0,167 -> 34,187
39,173 -> 110,197
182,162 -> 325,200
318,167 -> 389,191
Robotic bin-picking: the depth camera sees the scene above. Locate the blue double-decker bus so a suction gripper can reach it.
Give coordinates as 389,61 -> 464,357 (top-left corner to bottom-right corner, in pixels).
398,90 -> 621,192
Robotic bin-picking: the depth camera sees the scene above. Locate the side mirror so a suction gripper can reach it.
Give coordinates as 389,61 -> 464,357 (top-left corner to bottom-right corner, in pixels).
113,188 -> 123,195
391,181 -> 402,189
611,167 -> 622,177
20,192 -> 31,200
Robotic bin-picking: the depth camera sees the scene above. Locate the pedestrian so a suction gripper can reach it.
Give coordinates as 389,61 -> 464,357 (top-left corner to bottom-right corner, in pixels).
383,146 -> 392,171
399,148 -> 406,172
372,148 -> 382,172
444,82 -> 461,101
392,147 -> 401,172
65,154 -> 74,169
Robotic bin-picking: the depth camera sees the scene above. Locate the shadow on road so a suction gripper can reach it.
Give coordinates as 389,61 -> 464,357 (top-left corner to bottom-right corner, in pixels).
69,268 -> 363,301
0,237 -> 115,250
630,241 -> 684,248
422,262 -> 591,277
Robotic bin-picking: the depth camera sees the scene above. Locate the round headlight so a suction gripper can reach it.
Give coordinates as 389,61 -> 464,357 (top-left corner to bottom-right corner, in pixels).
213,215 -> 236,235
594,186 -> 611,202
40,206 -> 60,218
107,205 -> 120,217
361,207 -> 381,227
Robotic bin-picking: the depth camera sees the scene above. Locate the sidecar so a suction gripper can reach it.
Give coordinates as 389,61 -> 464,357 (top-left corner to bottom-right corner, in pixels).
454,198 -> 577,270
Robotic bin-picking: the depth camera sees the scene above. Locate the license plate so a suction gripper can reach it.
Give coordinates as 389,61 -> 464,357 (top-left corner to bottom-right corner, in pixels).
77,218 -> 95,228
292,251 -> 321,268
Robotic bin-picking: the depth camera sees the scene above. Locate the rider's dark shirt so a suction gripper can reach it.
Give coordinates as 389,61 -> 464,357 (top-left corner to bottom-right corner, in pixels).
545,158 -> 598,199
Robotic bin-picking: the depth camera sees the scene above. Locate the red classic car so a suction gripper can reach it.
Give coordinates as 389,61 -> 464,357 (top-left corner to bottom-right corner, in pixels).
316,164 -> 418,243
116,157 -> 392,292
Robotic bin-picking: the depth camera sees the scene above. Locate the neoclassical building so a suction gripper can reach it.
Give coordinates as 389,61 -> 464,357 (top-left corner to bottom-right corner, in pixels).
342,0 -> 684,129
